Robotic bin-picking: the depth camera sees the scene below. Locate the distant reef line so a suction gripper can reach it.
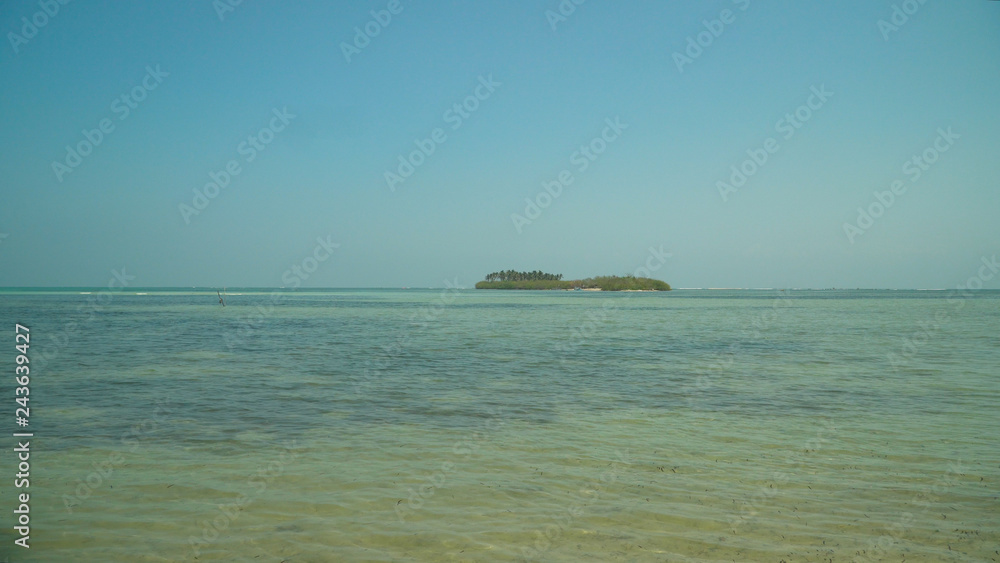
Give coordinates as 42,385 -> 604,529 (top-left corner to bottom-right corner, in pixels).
475,272 -> 670,291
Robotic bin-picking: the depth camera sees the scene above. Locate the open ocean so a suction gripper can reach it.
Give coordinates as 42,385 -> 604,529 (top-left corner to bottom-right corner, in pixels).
1,288 -> 997,562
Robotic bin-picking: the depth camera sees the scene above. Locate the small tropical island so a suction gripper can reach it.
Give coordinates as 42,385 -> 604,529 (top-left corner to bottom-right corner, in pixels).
475,270 -> 670,291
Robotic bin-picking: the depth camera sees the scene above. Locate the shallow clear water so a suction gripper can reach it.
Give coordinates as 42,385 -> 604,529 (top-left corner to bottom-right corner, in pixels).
1,289 -> 997,562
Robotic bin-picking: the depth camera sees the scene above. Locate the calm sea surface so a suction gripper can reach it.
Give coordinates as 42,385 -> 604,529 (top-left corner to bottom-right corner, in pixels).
0,289 -> 997,562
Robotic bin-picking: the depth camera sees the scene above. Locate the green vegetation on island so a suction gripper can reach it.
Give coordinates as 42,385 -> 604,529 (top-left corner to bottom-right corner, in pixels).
475,270 -> 670,291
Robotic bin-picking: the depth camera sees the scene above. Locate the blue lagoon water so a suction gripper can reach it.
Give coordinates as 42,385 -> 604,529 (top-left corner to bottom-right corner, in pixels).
0,289 -> 997,561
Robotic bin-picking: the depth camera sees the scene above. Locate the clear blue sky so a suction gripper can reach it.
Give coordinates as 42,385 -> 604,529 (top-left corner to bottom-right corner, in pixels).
1,0 -> 998,288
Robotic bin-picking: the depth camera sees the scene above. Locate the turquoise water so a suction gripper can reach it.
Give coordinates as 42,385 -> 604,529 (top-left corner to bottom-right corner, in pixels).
1,289 -> 997,562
